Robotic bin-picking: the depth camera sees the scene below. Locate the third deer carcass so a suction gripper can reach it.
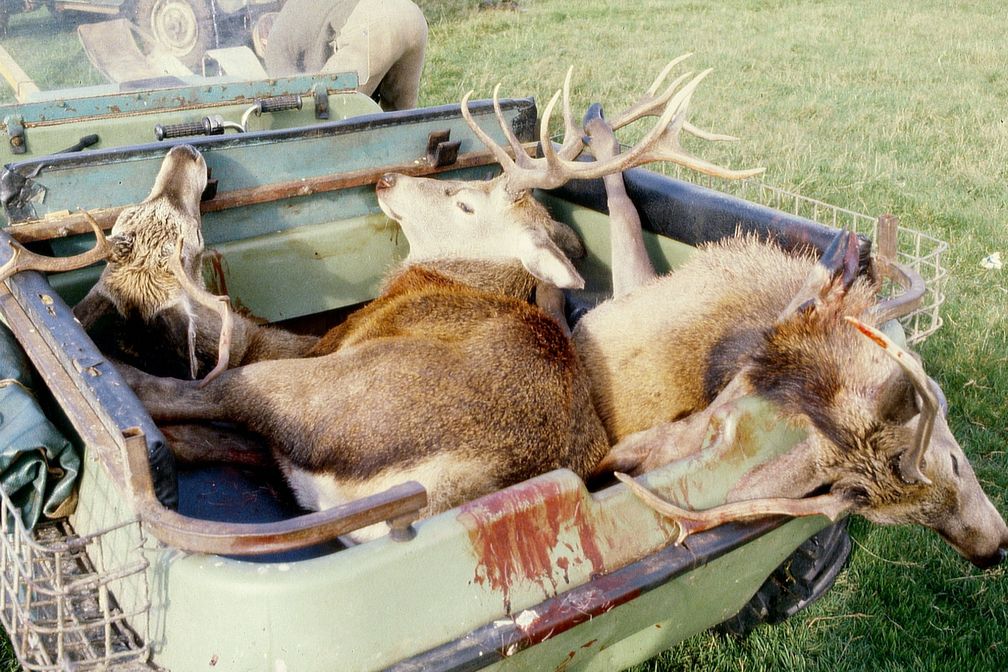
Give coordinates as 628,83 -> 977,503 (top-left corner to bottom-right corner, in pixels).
572,104 -> 1008,569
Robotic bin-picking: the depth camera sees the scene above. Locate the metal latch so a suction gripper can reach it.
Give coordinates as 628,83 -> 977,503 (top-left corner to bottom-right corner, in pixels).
5,115 -> 25,154
313,84 -> 330,120
426,129 -> 460,168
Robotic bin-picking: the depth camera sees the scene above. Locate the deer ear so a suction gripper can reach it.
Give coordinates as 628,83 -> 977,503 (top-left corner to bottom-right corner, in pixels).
517,228 -> 585,290
875,368 -> 919,424
776,230 -> 860,324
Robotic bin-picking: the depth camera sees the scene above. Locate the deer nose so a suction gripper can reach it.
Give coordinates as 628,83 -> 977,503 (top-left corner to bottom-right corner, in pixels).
170,144 -> 202,161
971,545 -> 1007,570
376,173 -> 397,191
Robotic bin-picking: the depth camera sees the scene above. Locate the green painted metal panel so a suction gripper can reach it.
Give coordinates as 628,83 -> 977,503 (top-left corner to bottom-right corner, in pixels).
57,394 -> 823,672
1,73 -> 365,161
210,212 -> 408,320
538,192 -> 694,294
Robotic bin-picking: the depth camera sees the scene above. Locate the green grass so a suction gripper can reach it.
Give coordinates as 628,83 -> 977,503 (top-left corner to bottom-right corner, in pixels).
2,1 -> 1006,670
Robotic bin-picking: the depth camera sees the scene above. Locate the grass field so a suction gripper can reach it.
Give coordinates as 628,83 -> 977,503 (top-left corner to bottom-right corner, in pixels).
2,1 -> 1006,670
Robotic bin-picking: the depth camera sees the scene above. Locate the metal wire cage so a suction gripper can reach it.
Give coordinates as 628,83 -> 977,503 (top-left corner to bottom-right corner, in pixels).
656,167 -> 948,344
0,486 -> 151,671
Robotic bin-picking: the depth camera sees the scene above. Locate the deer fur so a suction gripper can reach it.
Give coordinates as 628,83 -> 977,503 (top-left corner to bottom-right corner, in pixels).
74,144 -> 317,379
118,170 -> 608,542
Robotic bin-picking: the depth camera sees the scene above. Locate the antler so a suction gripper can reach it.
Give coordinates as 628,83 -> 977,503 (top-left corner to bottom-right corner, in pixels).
0,211 -> 113,281
459,56 -> 764,197
167,236 -> 233,387
845,317 -> 936,485
607,53 -> 738,142
615,472 -> 851,545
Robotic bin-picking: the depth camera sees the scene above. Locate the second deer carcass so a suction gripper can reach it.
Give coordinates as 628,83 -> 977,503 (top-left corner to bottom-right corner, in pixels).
572,101 -> 1008,569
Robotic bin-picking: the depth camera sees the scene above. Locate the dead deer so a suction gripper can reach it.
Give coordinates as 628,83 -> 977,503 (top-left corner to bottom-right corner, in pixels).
0,145 -> 317,384
572,106 -> 1008,569
114,62 -> 753,542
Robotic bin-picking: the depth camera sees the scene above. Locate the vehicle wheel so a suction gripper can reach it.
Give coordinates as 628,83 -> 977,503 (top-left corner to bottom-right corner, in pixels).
716,519 -> 852,637
133,0 -> 216,68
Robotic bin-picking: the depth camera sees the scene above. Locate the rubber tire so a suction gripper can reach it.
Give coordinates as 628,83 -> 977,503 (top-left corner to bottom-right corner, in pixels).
716,519 -> 853,637
133,0 -> 216,68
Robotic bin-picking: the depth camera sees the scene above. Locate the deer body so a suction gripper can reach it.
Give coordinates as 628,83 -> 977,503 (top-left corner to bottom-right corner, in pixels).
574,237 -> 833,442
116,60 -> 768,540
124,259 -> 608,541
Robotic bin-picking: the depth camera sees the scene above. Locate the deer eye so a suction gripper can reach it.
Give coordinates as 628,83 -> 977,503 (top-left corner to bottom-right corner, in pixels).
950,454 -> 960,477
456,201 -> 474,214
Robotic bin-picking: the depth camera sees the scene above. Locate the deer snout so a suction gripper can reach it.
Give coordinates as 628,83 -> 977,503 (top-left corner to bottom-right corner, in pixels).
168,144 -> 203,162
969,544 -> 1007,570
376,173 -> 398,191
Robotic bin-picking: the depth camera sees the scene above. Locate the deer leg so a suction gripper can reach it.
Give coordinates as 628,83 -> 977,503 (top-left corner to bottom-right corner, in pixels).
535,281 -> 571,337
161,423 -> 271,467
616,472 -> 851,545
591,410 -> 714,478
591,374 -> 753,478
583,108 -> 656,298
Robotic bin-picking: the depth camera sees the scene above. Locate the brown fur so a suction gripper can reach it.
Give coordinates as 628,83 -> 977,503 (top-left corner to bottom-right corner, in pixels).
584,235 -> 1008,567
121,260 -> 609,532
77,145 -> 316,378
575,236 -> 837,441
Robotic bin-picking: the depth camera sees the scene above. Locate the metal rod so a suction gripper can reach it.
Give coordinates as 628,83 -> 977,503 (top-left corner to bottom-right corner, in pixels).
5,146 -> 527,244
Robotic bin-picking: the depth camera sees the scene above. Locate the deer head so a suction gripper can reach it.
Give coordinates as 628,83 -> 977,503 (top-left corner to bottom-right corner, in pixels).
614,231 -> 1008,569
0,145 -> 209,288
376,56 -> 762,292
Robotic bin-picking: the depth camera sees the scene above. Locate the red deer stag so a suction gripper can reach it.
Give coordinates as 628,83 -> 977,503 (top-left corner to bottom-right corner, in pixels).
114,62 -> 753,542
572,109 -> 1008,569
0,145 -> 317,384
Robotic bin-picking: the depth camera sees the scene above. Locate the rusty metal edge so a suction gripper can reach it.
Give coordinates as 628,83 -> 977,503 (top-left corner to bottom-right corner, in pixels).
384,517 -> 788,672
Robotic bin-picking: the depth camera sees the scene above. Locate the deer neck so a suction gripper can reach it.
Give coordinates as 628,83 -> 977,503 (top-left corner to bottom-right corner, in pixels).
392,258 -> 537,301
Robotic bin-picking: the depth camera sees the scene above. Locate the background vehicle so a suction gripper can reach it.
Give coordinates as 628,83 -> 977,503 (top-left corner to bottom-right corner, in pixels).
0,0 -> 282,67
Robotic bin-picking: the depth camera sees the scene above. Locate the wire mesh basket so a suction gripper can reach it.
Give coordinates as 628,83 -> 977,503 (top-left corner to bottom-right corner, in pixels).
656,166 -> 948,344
0,486 -> 152,671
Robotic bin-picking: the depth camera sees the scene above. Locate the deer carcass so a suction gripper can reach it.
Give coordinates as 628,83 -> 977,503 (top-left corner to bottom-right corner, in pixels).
115,63 -> 752,542
0,145 -> 317,384
572,105 -> 1008,569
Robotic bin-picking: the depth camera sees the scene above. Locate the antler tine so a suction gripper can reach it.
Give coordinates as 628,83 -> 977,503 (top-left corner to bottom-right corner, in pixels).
609,54 -> 694,129
610,56 -> 742,145
615,473 -> 851,545
0,210 -> 113,282
563,69 -> 756,181
460,89 -> 519,173
534,87 -> 568,184
845,317 -> 936,485
682,121 -> 738,142
555,66 -> 586,161
491,84 -> 537,169
632,69 -> 764,178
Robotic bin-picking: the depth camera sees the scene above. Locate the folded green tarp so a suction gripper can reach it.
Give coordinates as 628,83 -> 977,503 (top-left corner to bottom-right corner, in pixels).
0,321 -> 80,530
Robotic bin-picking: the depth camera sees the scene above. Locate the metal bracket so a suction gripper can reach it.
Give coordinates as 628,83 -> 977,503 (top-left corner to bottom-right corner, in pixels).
5,115 -> 25,154
426,129 -> 460,168
313,85 -> 330,120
